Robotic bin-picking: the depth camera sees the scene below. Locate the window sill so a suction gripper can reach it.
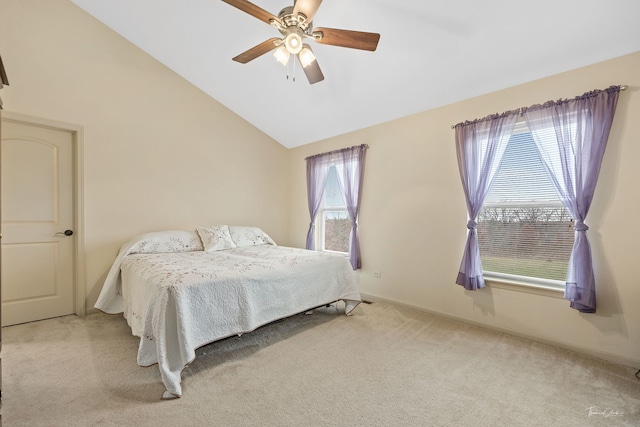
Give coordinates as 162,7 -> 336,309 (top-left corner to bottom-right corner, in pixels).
321,249 -> 349,257
484,274 -> 565,299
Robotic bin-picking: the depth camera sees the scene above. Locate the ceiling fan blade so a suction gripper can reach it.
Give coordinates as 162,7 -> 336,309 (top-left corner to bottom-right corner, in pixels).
232,38 -> 281,63
297,44 -> 324,85
293,0 -> 323,22
221,0 -> 278,25
313,27 -> 380,51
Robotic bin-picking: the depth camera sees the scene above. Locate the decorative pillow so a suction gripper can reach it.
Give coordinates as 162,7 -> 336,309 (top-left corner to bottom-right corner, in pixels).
129,230 -> 204,254
228,226 -> 277,247
196,225 -> 237,251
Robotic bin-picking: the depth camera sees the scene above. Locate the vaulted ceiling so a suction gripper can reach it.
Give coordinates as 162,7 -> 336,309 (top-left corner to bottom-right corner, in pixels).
69,0 -> 640,148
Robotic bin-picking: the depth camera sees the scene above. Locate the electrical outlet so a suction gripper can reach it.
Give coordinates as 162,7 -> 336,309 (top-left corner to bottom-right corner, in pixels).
373,271 -> 381,278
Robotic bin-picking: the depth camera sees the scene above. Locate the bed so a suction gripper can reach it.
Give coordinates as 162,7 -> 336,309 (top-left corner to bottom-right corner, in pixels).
94,225 -> 361,399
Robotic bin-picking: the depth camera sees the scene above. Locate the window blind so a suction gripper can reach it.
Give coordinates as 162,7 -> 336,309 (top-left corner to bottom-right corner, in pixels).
478,128 -> 573,282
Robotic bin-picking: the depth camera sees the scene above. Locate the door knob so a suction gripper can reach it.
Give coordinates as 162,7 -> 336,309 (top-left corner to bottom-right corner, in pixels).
56,230 -> 74,236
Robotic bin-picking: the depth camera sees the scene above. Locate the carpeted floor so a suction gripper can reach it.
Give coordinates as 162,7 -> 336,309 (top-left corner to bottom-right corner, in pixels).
2,301 -> 639,426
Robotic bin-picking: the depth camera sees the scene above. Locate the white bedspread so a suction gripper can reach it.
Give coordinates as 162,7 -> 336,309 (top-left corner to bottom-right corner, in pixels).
95,233 -> 360,398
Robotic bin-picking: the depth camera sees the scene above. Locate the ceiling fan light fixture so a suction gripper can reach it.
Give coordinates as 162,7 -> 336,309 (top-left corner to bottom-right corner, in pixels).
284,32 -> 303,54
273,45 -> 290,66
298,46 -> 316,68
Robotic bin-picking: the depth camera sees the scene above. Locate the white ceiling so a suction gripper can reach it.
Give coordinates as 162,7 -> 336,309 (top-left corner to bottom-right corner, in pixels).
69,0 -> 640,148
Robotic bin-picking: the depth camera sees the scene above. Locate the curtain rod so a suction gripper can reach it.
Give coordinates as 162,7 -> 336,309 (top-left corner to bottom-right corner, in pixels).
305,144 -> 369,160
450,84 -> 628,129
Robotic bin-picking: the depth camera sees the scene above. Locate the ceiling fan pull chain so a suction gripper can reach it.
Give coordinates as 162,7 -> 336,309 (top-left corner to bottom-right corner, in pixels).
292,55 -> 296,82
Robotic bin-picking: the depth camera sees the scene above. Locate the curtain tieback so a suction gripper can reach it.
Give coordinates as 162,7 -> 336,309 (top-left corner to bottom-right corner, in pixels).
574,221 -> 589,231
467,220 -> 477,230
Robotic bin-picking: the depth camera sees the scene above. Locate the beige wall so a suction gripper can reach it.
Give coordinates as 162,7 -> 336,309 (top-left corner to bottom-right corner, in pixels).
0,0 -> 289,309
288,52 -> 640,366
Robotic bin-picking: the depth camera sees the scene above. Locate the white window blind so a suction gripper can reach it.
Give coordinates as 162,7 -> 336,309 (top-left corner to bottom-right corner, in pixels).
478,124 -> 573,283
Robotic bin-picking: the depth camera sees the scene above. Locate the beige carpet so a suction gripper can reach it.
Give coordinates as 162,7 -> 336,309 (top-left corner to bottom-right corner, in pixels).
2,301 -> 639,426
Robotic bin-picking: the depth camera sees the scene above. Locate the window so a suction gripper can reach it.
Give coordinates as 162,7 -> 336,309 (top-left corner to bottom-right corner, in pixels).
306,144 -> 366,269
477,122 -> 573,287
319,165 -> 350,254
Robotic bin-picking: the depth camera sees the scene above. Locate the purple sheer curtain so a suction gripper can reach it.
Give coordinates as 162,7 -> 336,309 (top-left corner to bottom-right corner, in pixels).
339,145 -> 367,269
305,155 -> 330,250
455,111 -> 519,290
522,86 -> 621,313
0,54 -> 8,109
305,145 -> 367,269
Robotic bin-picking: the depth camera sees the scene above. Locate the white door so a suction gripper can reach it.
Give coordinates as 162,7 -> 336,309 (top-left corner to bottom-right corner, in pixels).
1,119 -> 75,326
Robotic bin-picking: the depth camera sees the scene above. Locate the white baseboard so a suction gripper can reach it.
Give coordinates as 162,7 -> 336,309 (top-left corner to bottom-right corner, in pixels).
359,292 -> 640,369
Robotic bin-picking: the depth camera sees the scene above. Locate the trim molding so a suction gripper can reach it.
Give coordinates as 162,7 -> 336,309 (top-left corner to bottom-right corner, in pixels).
485,277 -> 564,299
360,292 -> 639,369
2,111 -> 86,316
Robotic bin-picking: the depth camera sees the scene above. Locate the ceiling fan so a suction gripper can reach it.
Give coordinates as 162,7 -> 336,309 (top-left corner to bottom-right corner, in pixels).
221,0 -> 380,84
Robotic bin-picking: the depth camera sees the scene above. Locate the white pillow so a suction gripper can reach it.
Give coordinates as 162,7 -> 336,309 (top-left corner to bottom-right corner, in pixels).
129,230 -> 204,254
196,225 -> 237,251
228,226 -> 277,247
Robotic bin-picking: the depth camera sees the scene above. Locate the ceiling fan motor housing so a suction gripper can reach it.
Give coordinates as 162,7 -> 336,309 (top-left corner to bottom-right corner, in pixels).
272,5 -> 311,55
276,6 -> 312,33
